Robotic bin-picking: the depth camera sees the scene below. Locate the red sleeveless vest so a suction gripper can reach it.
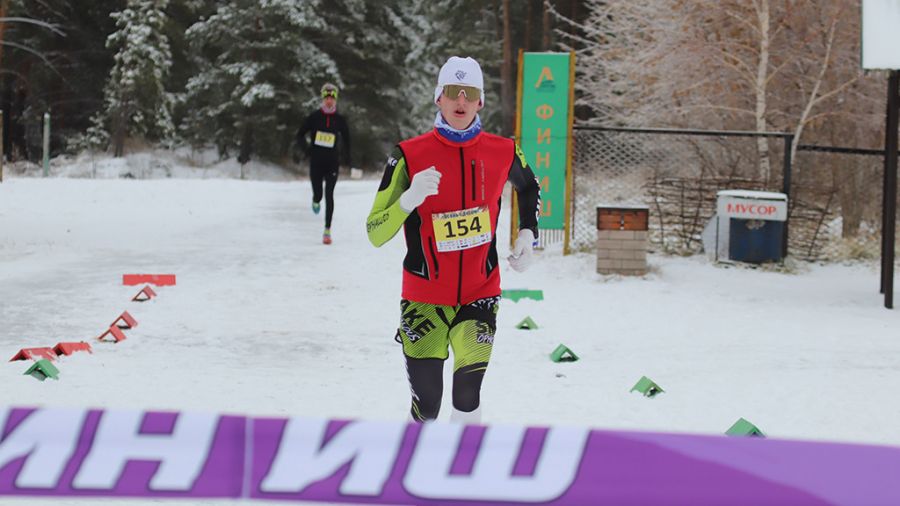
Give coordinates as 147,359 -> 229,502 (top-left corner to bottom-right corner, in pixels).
398,129 -> 515,305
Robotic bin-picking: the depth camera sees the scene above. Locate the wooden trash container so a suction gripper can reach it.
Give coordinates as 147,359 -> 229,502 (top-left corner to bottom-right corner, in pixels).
596,205 -> 649,275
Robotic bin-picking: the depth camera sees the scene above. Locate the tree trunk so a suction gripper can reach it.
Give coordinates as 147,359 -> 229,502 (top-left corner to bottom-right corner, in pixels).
113,111 -> 125,158
0,0 -> 9,70
789,16 -> 857,172
501,0 -> 514,136
754,0 -> 772,182
569,0 -> 578,41
238,122 -> 253,165
832,160 -> 863,238
493,0 -> 502,42
524,0 -> 533,51
541,0 -> 551,50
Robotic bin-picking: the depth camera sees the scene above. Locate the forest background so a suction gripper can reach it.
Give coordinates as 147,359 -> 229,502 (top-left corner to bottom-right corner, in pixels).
0,0 -> 889,175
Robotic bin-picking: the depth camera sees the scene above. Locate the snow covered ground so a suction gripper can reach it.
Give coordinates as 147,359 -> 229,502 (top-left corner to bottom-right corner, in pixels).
1,153 -> 899,505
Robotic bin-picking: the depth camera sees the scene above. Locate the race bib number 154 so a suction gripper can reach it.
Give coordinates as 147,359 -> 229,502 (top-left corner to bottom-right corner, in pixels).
432,206 -> 492,252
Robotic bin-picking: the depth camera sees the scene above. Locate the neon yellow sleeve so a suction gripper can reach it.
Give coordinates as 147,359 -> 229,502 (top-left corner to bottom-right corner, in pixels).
366,147 -> 411,247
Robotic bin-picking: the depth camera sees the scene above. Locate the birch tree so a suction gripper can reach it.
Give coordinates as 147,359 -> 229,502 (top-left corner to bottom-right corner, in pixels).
568,0 -> 878,182
552,0 -> 673,125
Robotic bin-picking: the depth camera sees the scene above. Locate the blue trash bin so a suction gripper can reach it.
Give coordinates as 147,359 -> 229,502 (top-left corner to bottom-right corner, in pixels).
715,190 -> 788,264
729,219 -> 784,263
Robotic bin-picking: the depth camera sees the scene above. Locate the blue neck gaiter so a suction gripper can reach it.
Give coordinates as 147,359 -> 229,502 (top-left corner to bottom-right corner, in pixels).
434,111 -> 482,143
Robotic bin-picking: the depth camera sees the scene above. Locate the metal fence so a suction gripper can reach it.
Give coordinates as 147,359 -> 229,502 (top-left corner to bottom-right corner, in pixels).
791,147 -> 886,261
571,126 -> 894,262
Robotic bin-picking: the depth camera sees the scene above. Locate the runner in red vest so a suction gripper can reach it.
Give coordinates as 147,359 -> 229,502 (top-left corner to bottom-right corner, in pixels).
366,56 -> 541,424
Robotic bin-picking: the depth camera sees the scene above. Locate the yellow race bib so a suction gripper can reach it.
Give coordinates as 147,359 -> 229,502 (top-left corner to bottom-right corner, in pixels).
314,131 -> 336,148
432,206 -> 492,252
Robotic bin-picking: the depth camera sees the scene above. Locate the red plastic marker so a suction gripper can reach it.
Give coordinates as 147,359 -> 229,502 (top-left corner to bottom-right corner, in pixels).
9,347 -> 58,362
111,311 -> 138,330
97,326 -> 127,343
52,342 -> 93,356
123,274 -> 176,286
132,285 -> 158,302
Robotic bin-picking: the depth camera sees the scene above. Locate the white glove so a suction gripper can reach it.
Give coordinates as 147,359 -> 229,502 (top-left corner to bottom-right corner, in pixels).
507,229 -> 536,272
399,167 -> 441,212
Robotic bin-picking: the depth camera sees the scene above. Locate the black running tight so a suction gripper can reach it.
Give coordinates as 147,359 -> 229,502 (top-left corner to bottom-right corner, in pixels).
310,165 -> 338,228
405,356 -> 486,422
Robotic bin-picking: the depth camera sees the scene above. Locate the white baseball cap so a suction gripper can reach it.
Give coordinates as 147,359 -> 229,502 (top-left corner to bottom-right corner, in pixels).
433,56 -> 485,106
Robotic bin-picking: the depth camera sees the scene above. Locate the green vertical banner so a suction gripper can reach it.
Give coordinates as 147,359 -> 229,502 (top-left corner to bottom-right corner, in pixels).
518,52 -> 572,230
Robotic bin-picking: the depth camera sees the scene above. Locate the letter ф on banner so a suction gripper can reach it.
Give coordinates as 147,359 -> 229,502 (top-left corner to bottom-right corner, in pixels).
535,104 -> 555,120
3,406 -> 900,505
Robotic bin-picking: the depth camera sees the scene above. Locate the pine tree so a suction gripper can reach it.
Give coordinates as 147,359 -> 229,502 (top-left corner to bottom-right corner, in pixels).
97,0 -> 175,157
181,0 -> 335,162
383,0 -> 451,139
384,0 -> 502,139
305,0 -> 406,167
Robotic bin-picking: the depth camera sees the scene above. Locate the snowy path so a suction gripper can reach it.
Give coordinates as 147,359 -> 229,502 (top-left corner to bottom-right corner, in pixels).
1,177 -> 898,505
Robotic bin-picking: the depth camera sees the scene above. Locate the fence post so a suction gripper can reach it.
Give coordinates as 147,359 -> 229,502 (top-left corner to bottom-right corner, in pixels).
782,134 -> 794,259
881,70 -> 898,309
42,111 -> 50,177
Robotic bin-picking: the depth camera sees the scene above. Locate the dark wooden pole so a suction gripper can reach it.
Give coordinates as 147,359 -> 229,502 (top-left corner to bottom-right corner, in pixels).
881,70 -> 898,308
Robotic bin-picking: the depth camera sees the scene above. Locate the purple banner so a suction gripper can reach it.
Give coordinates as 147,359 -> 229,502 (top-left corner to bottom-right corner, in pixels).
1,406 -> 899,505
